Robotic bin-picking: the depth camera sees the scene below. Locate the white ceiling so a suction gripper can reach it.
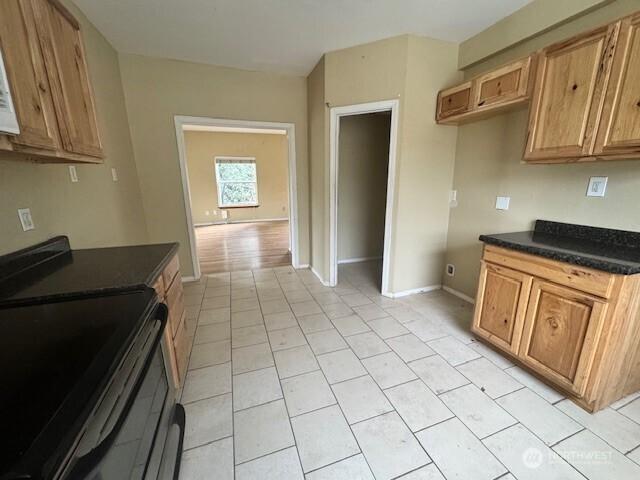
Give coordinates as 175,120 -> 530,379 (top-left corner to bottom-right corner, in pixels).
74,0 -> 534,76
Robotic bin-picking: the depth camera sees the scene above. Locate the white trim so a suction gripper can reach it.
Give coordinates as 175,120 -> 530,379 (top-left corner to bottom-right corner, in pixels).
443,285 -> 476,304
337,256 -> 383,265
174,115 -> 301,280
181,275 -> 198,283
194,217 -> 289,227
296,264 -> 310,270
183,125 -> 286,135
310,265 -> 331,286
329,99 -> 399,298
387,284 -> 442,299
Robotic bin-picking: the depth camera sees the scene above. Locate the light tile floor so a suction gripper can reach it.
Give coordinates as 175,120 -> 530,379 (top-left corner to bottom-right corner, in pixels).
178,261 -> 640,480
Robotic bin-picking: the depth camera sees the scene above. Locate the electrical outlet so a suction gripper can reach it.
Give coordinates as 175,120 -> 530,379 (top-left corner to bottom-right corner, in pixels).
205,210 -> 210,216
111,168 -> 118,182
221,210 -> 228,220
446,264 -> 455,276
495,196 -> 510,210
587,176 -> 607,197
449,190 -> 458,208
18,208 -> 34,231
68,165 -> 78,183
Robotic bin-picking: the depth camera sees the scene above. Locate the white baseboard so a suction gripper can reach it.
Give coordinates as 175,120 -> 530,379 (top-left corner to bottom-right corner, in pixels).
387,284 -> 442,298
194,217 -> 288,227
443,285 -> 476,304
296,264 -> 310,269
310,265 -> 332,286
338,256 -> 382,265
181,275 -> 199,283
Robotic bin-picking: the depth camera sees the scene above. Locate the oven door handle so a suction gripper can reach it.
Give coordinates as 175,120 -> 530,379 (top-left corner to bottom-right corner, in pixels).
65,303 -> 168,479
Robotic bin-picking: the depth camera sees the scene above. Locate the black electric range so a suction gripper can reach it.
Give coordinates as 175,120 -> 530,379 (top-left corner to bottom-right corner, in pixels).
0,238 -> 184,480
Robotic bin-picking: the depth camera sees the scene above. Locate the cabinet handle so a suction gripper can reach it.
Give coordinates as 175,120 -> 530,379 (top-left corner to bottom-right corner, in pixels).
478,100 -> 486,106
38,81 -> 47,93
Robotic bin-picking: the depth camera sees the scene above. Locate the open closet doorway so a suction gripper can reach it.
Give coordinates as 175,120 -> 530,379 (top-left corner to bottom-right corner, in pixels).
329,100 -> 399,297
174,116 -> 299,279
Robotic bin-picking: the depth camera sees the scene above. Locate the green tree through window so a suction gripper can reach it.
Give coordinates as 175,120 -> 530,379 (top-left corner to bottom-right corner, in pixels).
215,157 -> 258,207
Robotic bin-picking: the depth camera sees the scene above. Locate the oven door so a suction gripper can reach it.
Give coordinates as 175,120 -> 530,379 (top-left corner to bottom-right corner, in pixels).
60,304 -> 184,480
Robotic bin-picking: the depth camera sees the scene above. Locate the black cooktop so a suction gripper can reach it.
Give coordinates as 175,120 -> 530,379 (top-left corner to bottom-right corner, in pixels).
0,289 -> 158,480
0,236 -> 178,306
479,220 -> 640,275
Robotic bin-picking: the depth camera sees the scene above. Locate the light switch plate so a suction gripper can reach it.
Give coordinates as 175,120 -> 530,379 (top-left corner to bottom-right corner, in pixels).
18,208 -> 34,231
111,168 -> 118,182
587,176 -> 607,197
495,196 -> 510,210
449,190 -> 458,208
68,165 -> 78,183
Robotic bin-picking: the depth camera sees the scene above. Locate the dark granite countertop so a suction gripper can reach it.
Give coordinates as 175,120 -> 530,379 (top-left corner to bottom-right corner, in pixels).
0,236 -> 179,306
479,220 -> 640,275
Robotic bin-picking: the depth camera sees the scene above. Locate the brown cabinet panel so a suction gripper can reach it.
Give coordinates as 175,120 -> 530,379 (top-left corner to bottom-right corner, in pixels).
472,262 -> 532,354
166,274 -> 185,338
519,280 -> 607,396
0,0 -> 59,151
524,23 -> 619,161
474,56 -> 533,111
436,82 -> 472,121
32,0 -> 103,158
594,13 -> 640,157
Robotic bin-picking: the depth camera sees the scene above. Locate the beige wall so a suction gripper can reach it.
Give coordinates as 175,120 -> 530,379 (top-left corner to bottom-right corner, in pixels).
338,113 -> 390,262
0,0 -> 147,255
184,131 -> 289,225
444,0 -> 640,298
307,58 -> 328,278
310,35 -> 461,292
119,54 -> 309,277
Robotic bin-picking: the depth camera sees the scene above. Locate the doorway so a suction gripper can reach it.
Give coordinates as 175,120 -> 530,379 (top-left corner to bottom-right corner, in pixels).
329,100 -> 399,297
174,116 -> 300,279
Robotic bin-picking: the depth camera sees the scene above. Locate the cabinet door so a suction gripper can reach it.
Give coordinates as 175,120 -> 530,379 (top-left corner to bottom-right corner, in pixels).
474,56 -> 533,111
0,0 -> 59,150
32,0 -> 103,158
519,280 -> 607,396
594,13 -> 640,157
436,81 -> 473,121
524,23 -> 619,161
472,262 -> 532,354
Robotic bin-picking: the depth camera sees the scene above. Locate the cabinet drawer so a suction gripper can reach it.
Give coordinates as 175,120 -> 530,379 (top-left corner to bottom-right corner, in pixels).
166,275 -> 185,337
483,245 -> 615,299
162,254 -> 180,289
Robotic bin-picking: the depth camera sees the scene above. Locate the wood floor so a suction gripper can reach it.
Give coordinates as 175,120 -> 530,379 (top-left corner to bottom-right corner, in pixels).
195,220 -> 291,274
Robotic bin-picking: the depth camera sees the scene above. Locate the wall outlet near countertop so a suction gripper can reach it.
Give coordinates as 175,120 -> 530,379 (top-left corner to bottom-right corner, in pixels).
68,165 -> 78,183
18,208 -> 34,231
111,168 -> 118,182
446,264 -> 455,276
587,176 -> 607,197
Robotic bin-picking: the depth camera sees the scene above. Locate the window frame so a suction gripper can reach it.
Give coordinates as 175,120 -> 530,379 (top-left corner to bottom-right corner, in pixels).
214,156 -> 259,208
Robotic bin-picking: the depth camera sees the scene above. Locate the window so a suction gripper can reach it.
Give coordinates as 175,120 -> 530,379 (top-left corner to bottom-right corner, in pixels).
214,157 -> 259,207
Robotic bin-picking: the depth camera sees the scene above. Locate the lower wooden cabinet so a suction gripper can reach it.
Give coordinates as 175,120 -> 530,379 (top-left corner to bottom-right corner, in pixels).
472,262 -> 531,354
154,252 -> 190,388
472,245 -> 640,412
519,280 -> 607,396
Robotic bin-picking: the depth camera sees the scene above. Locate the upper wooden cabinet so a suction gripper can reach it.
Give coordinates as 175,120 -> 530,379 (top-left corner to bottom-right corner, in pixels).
0,0 -> 103,162
593,12 -> 640,158
436,55 -> 535,125
524,23 -> 619,162
525,12 -> 640,163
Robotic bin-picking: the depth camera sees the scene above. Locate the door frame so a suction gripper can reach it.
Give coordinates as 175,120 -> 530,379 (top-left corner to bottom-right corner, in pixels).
174,115 -> 300,280
329,99 -> 399,297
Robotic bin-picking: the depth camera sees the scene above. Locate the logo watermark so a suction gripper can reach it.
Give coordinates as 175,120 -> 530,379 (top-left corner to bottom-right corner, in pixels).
522,447 -> 614,469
